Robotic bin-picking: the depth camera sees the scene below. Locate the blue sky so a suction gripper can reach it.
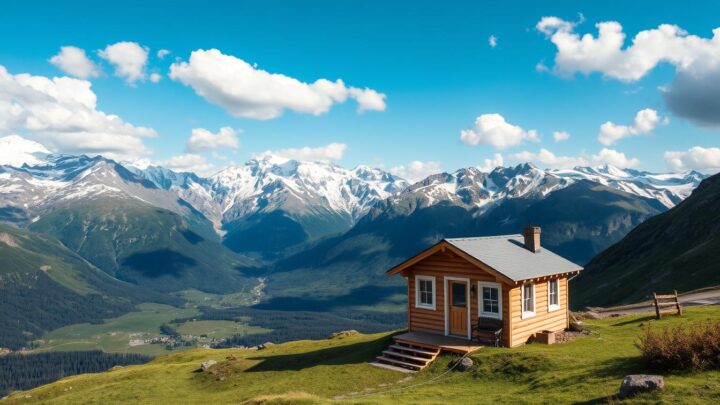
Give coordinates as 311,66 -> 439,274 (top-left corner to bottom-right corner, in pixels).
1,0 -> 719,179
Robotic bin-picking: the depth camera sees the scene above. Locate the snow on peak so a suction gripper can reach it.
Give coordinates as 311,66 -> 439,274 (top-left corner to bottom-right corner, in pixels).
0,135 -> 51,167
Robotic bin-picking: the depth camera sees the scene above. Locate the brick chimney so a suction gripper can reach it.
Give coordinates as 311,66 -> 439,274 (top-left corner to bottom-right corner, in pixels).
523,226 -> 541,253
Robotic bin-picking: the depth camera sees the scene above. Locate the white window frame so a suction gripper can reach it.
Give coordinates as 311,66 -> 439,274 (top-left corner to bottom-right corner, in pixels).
548,279 -> 560,312
415,275 -> 436,310
478,281 -> 503,320
521,282 -> 536,319
443,276 -> 471,339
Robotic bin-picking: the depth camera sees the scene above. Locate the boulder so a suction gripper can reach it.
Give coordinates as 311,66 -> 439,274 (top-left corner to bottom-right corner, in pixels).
619,375 -> 664,398
454,357 -> 474,371
200,360 -> 217,371
256,342 -> 274,350
329,330 -> 359,339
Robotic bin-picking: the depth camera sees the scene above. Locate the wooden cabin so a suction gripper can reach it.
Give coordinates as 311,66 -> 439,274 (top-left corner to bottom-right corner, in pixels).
386,226 -> 582,355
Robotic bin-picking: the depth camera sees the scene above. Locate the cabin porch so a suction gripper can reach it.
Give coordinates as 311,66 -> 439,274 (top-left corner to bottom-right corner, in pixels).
370,331 -> 483,372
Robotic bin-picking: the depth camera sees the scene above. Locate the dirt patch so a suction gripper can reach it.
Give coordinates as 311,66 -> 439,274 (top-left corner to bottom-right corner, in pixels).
555,330 -> 587,344
0,232 -> 19,247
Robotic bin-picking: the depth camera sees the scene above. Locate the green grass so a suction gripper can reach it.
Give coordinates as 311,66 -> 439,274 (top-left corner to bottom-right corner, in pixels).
178,289 -> 258,308
7,307 -> 720,404
174,320 -> 270,339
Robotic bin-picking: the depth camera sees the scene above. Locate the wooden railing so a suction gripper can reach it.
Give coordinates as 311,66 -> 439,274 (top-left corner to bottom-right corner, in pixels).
652,290 -> 682,319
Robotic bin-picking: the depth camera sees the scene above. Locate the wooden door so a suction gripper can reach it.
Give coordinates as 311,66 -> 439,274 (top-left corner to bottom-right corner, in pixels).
449,281 -> 468,337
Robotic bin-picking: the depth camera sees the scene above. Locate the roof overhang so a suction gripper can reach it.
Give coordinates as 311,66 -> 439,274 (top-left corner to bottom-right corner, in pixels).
386,240 -> 516,285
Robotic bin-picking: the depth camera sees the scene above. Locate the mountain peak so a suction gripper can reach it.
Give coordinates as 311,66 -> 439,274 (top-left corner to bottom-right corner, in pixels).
0,135 -> 51,167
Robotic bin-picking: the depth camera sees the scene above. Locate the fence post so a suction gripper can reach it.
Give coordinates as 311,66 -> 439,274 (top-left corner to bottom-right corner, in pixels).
674,290 -> 682,316
653,292 -> 660,320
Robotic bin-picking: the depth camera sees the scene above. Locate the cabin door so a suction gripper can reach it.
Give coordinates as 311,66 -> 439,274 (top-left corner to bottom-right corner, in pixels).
448,280 -> 468,337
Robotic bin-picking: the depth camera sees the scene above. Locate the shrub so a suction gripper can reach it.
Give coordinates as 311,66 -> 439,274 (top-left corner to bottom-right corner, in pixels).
637,320 -> 720,371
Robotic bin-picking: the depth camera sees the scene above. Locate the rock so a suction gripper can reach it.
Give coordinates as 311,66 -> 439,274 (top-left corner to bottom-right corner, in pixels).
454,357 -> 474,371
329,330 -> 359,339
619,375 -> 664,398
200,360 -> 217,371
257,342 -> 275,350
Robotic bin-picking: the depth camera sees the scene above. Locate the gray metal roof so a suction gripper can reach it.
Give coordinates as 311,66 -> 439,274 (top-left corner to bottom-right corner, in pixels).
444,235 -> 583,282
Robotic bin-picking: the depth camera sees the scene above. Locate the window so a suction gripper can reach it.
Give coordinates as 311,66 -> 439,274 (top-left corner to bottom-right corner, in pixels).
415,275 -> 435,310
548,279 -> 560,311
479,282 -> 502,319
521,283 -> 535,318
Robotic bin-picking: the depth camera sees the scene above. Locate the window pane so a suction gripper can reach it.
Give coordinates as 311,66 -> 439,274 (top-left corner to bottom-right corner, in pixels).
418,279 -> 433,306
523,284 -> 534,312
482,287 -> 499,314
452,283 -> 466,307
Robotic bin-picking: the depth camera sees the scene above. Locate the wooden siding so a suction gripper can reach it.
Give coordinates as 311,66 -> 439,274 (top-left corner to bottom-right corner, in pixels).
508,277 -> 568,347
403,249 -> 570,348
406,250 -> 510,344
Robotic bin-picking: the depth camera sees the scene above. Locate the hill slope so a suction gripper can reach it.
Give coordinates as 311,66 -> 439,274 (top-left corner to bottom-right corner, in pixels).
0,223 -> 175,350
573,172 -> 720,308
4,306 -> 720,404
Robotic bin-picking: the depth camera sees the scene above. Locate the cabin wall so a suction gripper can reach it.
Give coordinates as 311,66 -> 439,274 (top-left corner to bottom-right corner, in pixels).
508,276 -> 568,347
405,250 -> 511,344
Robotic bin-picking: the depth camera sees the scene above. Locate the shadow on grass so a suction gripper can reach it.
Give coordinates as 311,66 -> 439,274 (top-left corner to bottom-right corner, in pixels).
611,315 -> 656,327
245,334 -> 394,372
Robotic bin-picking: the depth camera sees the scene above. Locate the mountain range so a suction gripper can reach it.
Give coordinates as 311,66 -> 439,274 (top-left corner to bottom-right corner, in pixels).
573,171 -> 720,307
0,134 -> 711,347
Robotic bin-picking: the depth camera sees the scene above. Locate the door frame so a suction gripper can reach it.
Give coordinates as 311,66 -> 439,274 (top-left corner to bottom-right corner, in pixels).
444,276 -> 471,339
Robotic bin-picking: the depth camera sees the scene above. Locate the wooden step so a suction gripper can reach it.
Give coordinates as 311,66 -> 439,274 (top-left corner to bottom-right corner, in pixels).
388,344 -> 438,356
382,350 -> 432,363
375,356 -> 423,370
369,361 -> 416,373
656,301 -> 679,307
392,339 -> 439,352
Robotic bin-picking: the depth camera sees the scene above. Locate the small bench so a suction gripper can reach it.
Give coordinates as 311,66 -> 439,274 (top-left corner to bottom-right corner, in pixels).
475,317 -> 503,347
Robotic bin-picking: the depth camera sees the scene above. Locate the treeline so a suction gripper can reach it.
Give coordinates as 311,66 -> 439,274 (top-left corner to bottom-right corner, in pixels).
173,306 -> 405,348
0,351 -> 152,396
160,324 -> 181,339
0,271 -> 182,350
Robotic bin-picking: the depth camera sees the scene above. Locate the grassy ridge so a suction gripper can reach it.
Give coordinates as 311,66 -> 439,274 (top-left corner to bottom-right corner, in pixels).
6,306 -> 720,404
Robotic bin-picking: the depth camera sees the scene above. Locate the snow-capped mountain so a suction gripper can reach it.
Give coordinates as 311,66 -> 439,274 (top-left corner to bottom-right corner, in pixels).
131,155 -> 409,248
0,154 -> 200,225
383,163 -> 705,216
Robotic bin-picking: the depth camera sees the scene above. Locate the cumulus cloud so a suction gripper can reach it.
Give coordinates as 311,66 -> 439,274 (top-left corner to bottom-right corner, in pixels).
253,142 -> 347,162
664,146 -> 720,173
460,113 -> 539,150
0,65 -> 156,160
477,153 -> 504,172
49,46 -> 101,79
390,160 -> 442,182
149,73 -> 162,83
158,154 -> 217,176
186,127 -> 240,152
509,148 -> 640,169
0,134 -> 51,166
598,108 -> 665,145
169,49 -> 387,120
537,17 -> 720,127
553,130 -> 571,142
157,49 -> 171,59
488,35 -> 498,48
98,42 -> 149,84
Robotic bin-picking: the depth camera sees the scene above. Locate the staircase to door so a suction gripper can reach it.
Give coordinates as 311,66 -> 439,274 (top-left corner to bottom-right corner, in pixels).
371,337 -> 440,372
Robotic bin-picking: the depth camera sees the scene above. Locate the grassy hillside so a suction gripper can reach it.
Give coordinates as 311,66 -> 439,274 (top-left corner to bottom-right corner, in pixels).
6,306 -> 720,404
0,223 -> 176,350
30,198 -> 258,293
573,172 -> 720,308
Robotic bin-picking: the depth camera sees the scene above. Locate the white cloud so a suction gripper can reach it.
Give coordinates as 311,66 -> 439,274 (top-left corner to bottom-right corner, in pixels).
664,146 -> 720,173
49,46 -> 101,79
169,49 -> 387,119
186,127 -> 240,152
488,35 -> 498,48
460,113 -> 539,150
390,160 -> 442,182
598,108 -> 665,145
253,142 -> 348,162
98,42 -> 149,84
149,73 -> 162,83
0,65 -> 156,160
158,154 -> 217,176
477,153 -> 504,172
553,130 -> 571,142
157,49 -> 171,59
509,148 -> 640,169
538,17 -> 720,127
